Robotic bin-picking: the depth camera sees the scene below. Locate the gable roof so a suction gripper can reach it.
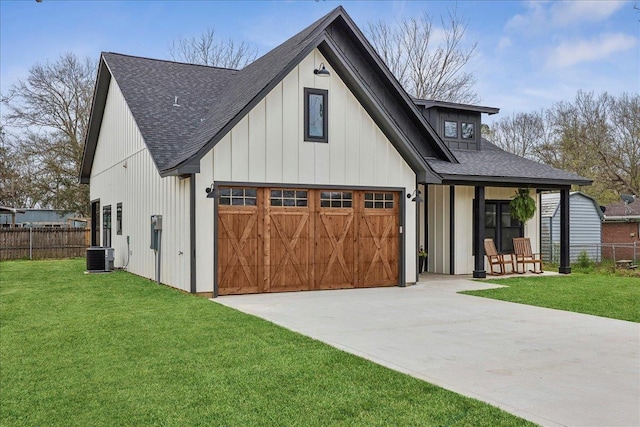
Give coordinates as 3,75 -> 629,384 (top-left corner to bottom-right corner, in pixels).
540,191 -> 604,220
80,6 -> 592,190
426,139 -> 592,189
81,6 -> 453,184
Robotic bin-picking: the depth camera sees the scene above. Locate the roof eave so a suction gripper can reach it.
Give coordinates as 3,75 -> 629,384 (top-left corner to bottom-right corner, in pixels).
603,215 -> 640,222
318,36 -> 440,184
79,54 -> 111,184
439,174 -> 592,189
335,11 -> 458,164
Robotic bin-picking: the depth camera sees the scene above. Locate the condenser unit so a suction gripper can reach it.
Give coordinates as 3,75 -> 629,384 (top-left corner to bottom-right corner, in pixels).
86,247 -> 115,272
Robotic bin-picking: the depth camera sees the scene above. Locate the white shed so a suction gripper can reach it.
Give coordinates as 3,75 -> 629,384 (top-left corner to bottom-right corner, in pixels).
540,192 -> 603,263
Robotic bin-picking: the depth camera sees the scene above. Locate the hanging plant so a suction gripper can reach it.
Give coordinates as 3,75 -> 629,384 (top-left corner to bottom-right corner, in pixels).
510,188 -> 536,223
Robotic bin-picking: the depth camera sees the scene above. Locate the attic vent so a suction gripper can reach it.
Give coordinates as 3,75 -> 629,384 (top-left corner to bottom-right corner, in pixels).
173,96 -> 180,107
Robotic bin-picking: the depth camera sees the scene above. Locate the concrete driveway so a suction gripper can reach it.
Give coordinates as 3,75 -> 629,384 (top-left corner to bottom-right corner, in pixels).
214,275 -> 640,427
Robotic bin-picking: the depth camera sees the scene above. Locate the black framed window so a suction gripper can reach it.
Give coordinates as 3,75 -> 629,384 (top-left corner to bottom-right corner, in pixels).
91,200 -> 100,246
219,188 -> 257,206
103,205 -> 112,247
304,88 -> 328,143
444,120 -> 458,138
271,189 -> 308,207
364,192 -> 394,209
461,122 -> 475,139
116,203 -> 122,235
320,191 -> 352,208
485,201 -> 523,253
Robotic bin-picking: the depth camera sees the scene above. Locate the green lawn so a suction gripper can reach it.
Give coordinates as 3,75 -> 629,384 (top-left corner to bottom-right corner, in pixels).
463,274 -> 640,322
0,259 -> 533,427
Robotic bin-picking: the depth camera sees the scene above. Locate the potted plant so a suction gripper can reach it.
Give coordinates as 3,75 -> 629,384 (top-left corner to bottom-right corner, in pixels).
418,246 -> 427,273
510,188 -> 536,223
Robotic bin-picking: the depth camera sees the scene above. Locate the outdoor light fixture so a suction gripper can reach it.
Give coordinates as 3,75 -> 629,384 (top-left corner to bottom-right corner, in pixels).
205,185 -> 216,199
407,190 -> 423,203
313,63 -> 330,76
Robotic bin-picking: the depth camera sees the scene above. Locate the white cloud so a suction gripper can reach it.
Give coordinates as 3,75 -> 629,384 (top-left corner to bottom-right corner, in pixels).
506,0 -> 627,34
497,36 -> 512,50
545,33 -> 637,69
550,1 -> 627,27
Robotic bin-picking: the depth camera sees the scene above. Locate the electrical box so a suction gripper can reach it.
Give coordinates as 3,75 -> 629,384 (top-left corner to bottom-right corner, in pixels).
150,215 -> 162,249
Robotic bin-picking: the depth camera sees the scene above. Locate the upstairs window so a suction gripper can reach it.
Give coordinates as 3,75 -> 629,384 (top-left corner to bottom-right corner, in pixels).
444,121 -> 458,138
461,122 -> 475,139
304,88 -> 328,143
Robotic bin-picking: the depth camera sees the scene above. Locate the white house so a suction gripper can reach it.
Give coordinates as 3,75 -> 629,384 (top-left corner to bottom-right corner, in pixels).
80,6 -> 590,296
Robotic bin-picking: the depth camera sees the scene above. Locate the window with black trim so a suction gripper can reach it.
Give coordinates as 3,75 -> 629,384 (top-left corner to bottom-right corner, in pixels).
461,122 -> 475,139
271,189 -> 308,207
444,120 -> 457,138
320,191 -> 352,208
103,205 -> 112,247
364,192 -> 394,209
116,203 -> 122,235
485,201 -> 523,253
219,188 -> 257,206
304,88 -> 328,143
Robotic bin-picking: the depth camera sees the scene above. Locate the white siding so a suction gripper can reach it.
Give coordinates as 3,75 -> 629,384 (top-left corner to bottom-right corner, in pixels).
426,185 -> 541,275
90,78 -> 191,291
197,49 -> 418,290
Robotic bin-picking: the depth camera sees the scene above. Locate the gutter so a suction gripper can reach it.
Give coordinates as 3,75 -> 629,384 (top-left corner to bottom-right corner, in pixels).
603,215 -> 640,223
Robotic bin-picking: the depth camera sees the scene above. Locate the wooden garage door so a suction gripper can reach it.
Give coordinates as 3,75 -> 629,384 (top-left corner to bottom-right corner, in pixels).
217,187 -> 399,295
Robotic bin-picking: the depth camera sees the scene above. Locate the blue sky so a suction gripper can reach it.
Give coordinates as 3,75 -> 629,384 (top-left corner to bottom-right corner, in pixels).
1,0 -> 638,124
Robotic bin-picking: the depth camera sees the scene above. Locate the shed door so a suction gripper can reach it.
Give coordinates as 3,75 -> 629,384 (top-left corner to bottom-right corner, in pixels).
217,187 -> 399,295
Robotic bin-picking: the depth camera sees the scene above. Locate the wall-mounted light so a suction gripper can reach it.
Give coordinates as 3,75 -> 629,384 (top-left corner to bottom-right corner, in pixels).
205,185 -> 216,199
314,62 -> 330,77
407,190 -> 423,203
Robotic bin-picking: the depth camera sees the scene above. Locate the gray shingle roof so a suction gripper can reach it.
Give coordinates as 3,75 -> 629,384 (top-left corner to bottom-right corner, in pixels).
83,7 -> 591,190
103,53 -> 237,171
604,198 -> 640,216
426,140 -> 592,187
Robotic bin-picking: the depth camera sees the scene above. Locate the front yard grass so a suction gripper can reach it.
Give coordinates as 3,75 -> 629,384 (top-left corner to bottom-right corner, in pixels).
463,273 -> 640,322
0,259 -> 534,426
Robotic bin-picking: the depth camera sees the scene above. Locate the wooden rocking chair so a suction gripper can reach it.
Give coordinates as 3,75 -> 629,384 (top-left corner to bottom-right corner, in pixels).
484,238 -> 513,275
513,237 -> 543,274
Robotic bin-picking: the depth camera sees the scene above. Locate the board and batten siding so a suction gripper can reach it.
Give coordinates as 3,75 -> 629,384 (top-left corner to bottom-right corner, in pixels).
90,77 -> 191,291
425,186 -> 540,274
195,49 -> 418,292
544,193 -> 602,263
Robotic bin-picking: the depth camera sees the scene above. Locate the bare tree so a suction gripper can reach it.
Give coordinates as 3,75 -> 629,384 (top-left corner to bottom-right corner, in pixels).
2,53 -> 95,215
169,28 -> 258,69
489,111 -> 549,160
366,7 -> 479,103
537,91 -> 639,203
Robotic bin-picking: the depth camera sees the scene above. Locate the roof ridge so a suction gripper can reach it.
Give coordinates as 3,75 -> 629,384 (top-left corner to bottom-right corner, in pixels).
102,51 -> 241,72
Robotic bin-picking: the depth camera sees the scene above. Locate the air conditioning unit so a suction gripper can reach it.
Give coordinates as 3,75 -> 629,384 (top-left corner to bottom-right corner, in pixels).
86,247 -> 115,272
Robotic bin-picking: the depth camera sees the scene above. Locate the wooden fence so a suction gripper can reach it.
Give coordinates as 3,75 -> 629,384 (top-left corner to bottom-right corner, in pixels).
0,228 -> 90,261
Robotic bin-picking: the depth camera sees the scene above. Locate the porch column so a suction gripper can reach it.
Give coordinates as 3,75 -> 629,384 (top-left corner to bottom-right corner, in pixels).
559,188 -> 571,274
473,185 -> 486,278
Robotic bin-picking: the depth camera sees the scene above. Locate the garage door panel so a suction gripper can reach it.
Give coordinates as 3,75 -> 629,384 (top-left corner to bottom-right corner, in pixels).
315,210 -> 355,289
218,209 -> 259,295
268,210 -> 311,292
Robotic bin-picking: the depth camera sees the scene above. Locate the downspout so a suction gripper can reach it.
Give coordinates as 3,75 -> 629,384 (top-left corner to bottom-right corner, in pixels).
190,174 -> 197,294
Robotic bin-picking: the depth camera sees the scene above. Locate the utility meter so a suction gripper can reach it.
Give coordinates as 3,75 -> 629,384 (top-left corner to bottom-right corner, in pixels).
150,215 -> 162,249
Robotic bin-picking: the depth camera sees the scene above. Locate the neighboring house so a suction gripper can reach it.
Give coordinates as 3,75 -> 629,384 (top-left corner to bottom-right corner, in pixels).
80,6 -> 590,296
602,198 -> 640,261
540,192 -> 603,263
0,208 -> 85,228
